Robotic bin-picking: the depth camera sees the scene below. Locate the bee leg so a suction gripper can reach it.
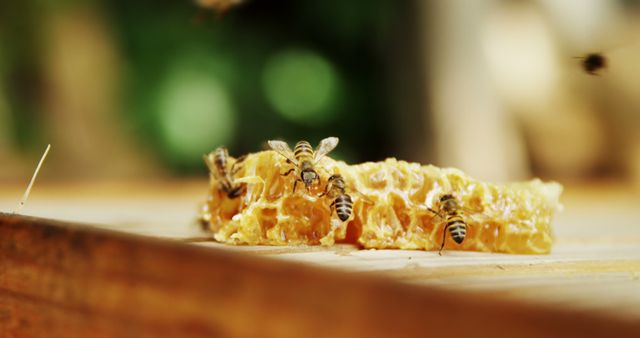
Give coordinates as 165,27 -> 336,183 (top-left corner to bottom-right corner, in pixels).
318,184 -> 330,198
438,223 -> 451,256
329,199 -> 336,216
428,208 -> 444,219
219,181 -> 232,196
198,216 -> 210,232
281,168 -> 295,176
231,155 -> 247,175
238,184 -> 247,196
228,185 -> 246,199
235,154 -> 247,164
293,179 -> 299,193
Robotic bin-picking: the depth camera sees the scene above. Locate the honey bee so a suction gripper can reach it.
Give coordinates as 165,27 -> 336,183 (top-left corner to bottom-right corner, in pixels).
427,193 -> 484,255
204,147 -> 247,198
195,0 -> 244,16
267,137 -> 339,193
577,52 -> 607,75
319,174 -> 353,222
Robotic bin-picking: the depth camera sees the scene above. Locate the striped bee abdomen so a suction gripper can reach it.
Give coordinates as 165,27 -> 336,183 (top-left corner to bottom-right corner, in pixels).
334,194 -> 353,222
321,174 -> 353,222
446,215 -> 467,244
209,147 -> 245,199
213,147 -> 230,178
294,141 -> 314,162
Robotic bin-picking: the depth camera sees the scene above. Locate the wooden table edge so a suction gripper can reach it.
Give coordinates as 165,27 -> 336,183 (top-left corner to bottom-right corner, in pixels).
1,213 -> 637,338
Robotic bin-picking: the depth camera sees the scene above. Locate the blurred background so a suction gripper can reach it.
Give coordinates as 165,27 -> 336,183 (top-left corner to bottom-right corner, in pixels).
2,0 -> 640,186
3,3 -> 640,332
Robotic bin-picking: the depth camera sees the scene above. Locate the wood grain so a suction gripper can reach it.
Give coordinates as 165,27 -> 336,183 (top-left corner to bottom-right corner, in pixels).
2,212 -> 639,338
2,181 -> 640,337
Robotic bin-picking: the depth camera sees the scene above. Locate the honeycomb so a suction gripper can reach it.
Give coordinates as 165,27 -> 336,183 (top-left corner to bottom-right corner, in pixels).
200,151 -> 563,254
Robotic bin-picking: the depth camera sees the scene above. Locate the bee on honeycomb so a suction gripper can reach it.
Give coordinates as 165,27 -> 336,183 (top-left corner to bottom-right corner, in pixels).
200,143 -> 562,254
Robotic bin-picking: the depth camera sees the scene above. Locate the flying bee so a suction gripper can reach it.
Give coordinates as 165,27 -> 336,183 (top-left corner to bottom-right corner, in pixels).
267,137 -> 339,193
204,147 -> 247,199
576,52 -> 607,75
195,0 -> 244,16
427,193 -> 486,255
573,38 -> 640,75
319,174 -> 353,222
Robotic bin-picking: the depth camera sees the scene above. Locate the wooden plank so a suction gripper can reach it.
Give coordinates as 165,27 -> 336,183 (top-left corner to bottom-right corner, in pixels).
2,181 -> 640,335
2,213 -> 639,337
197,242 -> 640,320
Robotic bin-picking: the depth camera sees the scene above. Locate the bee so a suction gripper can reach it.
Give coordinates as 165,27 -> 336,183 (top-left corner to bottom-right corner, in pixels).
319,174 -> 353,222
577,52 -> 607,75
427,193 -> 483,255
195,0 -> 243,16
204,147 -> 247,199
267,137 -> 339,193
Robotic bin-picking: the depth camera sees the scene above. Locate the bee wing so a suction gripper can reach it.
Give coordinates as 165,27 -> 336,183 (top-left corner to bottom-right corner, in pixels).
267,140 -> 297,163
428,208 -> 446,223
313,137 -> 339,163
416,205 -> 445,222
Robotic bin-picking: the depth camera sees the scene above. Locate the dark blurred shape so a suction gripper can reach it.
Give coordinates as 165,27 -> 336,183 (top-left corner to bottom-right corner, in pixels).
578,53 -> 607,75
196,0 -> 244,16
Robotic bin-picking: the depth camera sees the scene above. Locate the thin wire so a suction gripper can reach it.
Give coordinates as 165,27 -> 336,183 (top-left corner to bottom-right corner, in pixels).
14,144 -> 51,214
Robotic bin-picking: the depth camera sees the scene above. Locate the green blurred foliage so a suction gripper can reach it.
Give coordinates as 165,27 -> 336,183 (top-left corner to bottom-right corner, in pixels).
0,1 -> 46,151
262,48 -> 341,126
2,0 -> 405,174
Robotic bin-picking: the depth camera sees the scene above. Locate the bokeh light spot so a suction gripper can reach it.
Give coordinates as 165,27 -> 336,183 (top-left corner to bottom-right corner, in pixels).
262,48 -> 340,126
158,62 -> 236,163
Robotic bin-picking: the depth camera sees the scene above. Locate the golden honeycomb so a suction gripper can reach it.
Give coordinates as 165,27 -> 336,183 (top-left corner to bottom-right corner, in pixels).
200,151 -> 563,254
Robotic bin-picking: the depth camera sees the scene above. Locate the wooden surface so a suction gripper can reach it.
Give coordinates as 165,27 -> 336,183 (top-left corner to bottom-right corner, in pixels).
1,180 -> 640,337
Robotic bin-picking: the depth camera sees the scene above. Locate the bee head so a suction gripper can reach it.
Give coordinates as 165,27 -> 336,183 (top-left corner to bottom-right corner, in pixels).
330,174 -> 346,190
327,174 -> 344,186
301,169 -> 318,187
440,194 -> 455,202
440,194 -> 458,212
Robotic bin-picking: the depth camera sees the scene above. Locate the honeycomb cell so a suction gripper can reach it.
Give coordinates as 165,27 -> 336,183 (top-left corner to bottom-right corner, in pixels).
201,150 -> 563,254
259,208 -> 278,234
